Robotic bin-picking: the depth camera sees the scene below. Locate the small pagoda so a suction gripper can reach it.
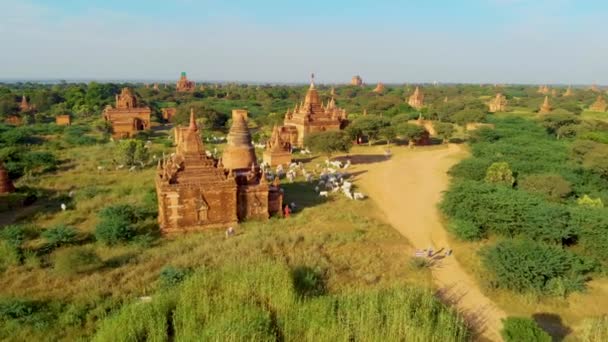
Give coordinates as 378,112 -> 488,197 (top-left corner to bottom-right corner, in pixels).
488,93 -> 507,113
19,95 -> 31,112
351,75 -> 363,86
222,110 -> 258,172
103,88 -> 151,138
176,72 -> 196,92
537,85 -> 550,95
263,126 -> 292,167
408,86 -> 424,110
539,96 -> 552,114
590,96 -> 607,112
564,86 -> 574,97
0,163 -> 15,194
373,82 -> 385,93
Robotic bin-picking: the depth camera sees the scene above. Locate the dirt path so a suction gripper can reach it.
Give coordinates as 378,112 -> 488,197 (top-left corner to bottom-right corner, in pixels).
352,144 -> 506,342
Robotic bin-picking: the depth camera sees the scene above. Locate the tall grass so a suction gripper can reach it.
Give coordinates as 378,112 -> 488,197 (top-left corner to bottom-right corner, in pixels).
94,259 -> 470,342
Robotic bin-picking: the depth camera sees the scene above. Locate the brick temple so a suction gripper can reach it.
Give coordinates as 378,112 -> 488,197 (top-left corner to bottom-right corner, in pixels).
590,96 -> 607,112
103,88 -> 151,138
55,115 -> 71,126
176,72 -> 195,92
351,75 -> 363,86
488,93 -> 507,113
263,125 -> 292,167
280,75 -> 348,147
155,109 -> 282,233
161,107 -> 177,121
373,82 -> 385,93
408,86 -> 424,110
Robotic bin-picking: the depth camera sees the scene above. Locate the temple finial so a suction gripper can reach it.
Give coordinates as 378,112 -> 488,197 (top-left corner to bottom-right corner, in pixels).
310,73 -> 315,89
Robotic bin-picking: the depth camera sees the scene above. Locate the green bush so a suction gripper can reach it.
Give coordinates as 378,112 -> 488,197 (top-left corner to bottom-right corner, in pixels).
291,266 -> 326,298
484,162 -> 515,186
481,239 -> 595,294
41,225 -> 78,249
519,173 -> 572,201
95,204 -> 142,245
159,266 -> 190,288
500,317 -> 551,342
53,246 -> 102,275
449,219 -> 483,241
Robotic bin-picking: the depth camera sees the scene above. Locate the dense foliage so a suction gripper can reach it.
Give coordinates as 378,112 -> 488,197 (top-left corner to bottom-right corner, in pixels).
500,317 -> 552,342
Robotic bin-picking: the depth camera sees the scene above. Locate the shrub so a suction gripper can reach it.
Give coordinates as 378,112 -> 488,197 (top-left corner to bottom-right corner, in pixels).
519,173 -> 572,201
449,219 -> 483,241
95,204 -> 142,245
410,257 -> 431,269
53,246 -> 102,275
577,194 -> 604,208
485,162 -> 515,186
159,266 -> 190,288
481,239 -> 595,294
0,298 -> 40,320
291,266 -> 326,298
500,317 -> 551,342
304,131 -> 351,157
41,225 -> 78,249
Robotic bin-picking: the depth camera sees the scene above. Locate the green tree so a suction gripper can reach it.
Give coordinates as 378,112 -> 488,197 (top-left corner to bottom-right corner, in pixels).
451,109 -> 485,126
116,139 -> 148,166
518,173 -> 572,201
346,115 -> 389,145
396,123 -> 426,146
434,122 -> 454,143
304,131 -> 351,157
485,162 -> 515,186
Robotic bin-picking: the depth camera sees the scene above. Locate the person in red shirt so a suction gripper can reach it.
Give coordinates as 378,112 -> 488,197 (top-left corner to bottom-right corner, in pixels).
284,204 -> 291,218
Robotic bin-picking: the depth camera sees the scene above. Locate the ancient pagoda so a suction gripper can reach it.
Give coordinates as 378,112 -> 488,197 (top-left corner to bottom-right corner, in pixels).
351,75 -> 363,86
0,163 -> 15,194
488,93 -> 507,113
155,110 -> 282,233
408,86 -> 424,110
373,82 -> 385,93
19,95 -> 31,112
538,85 -> 550,95
590,84 -> 601,93
222,110 -> 258,172
590,96 -> 607,112
539,96 -> 552,114
281,74 -> 348,147
153,83 -> 159,91
564,86 -> 574,97
176,72 -> 196,92
161,108 -> 176,121
263,125 -> 292,167
103,88 -> 151,139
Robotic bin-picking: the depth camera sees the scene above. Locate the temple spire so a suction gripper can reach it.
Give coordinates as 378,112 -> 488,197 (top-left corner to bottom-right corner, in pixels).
310,73 -> 315,89
189,108 -> 198,131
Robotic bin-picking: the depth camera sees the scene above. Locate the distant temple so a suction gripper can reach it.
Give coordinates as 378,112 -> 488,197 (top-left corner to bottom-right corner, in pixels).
539,96 -> 552,114
488,93 -> 507,113
153,83 -> 159,91
564,86 -> 574,97
351,75 -> 363,86
103,88 -> 151,139
590,96 -> 607,112
408,86 -> 424,110
281,75 -> 348,147
155,109 -> 282,233
0,162 -> 15,194
537,85 -> 550,95
55,115 -> 71,126
263,125 -> 292,167
19,95 -> 32,112
176,72 -> 196,92
161,108 -> 177,121
590,84 -> 601,93
373,82 -> 385,93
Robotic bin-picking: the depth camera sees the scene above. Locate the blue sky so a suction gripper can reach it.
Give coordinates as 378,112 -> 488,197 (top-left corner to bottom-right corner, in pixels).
0,0 -> 606,84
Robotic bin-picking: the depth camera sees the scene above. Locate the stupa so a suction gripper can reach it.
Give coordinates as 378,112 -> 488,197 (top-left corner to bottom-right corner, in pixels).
591,84 -> 601,93
408,86 -> 424,110
590,96 -> 607,112
176,72 -> 196,92
19,95 -> 31,112
488,93 -> 507,113
222,110 -> 258,171
153,83 -> 159,91
0,163 -> 15,194
263,125 -> 292,167
373,82 -> 385,93
103,88 -> 151,138
155,109 -> 282,233
538,85 -> 550,95
564,86 -> 574,97
539,96 -> 552,114
281,74 -> 348,147
161,108 -> 176,121
351,75 -> 363,86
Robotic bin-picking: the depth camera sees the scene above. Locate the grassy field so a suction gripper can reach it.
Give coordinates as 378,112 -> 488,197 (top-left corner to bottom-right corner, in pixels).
0,126 -> 468,341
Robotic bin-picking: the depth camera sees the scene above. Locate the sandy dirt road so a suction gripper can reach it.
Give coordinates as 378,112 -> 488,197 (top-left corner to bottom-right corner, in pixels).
351,144 -> 506,341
